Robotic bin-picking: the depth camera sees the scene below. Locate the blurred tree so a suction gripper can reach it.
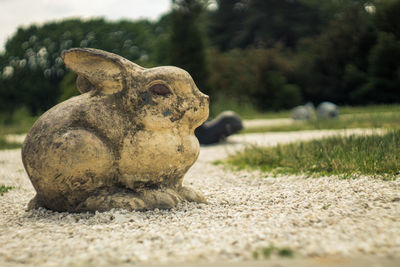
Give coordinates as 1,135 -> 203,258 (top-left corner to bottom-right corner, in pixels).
242,0 -> 323,47
0,18 -> 160,115
359,0 -> 400,103
208,0 -> 245,51
374,0 -> 400,38
297,1 -> 376,104
360,32 -> 400,103
58,72 -> 78,103
210,0 -> 324,50
2,0 -> 400,118
169,0 -> 210,95
153,14 -> 173,65
208,47 -> 302,111
208,48 -> 259,102
254,47 -> 303,110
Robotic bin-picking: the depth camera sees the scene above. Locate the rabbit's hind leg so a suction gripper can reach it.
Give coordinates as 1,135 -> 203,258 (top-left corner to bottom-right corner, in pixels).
26,129 -> 115,212
80,187 -> 205,212
81,188 -> 181,212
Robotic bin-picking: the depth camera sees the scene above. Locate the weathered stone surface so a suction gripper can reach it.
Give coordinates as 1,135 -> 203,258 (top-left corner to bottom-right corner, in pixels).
292,103 -> 316,121
21,48 -> 209,212
317,101 -> 339,118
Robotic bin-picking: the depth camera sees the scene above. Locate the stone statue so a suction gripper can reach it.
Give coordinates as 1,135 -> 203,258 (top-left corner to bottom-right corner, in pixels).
292,102 -> 315,120
195,111 -> 243,145
22,48 -> 209,212
317,101 -> 339,118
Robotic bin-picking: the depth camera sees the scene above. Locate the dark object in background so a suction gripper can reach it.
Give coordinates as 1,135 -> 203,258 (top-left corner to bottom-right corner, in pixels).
317,101 -> 339,118
195,111 -> 243,145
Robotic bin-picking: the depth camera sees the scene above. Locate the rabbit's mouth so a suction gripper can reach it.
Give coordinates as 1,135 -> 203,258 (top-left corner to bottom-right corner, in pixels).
188,98 -> 209,129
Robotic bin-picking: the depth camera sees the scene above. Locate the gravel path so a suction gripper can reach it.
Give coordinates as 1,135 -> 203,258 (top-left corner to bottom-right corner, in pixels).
0,129 -> 399,266
242,118 -> 294,128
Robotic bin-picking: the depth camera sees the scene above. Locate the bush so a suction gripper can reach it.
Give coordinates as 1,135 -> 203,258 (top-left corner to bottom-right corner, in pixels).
364,32 -> 400,103
0,18 -> 160,115
58,72 -> 78,102
208,47 -> 302,111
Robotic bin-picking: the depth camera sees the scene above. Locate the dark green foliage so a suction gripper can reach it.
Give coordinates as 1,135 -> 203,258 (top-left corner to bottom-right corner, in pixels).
296,1 -> 377,105
362,32 -> 400,103
374,0 -> 400,37
254,49 -> 303,110
208,0 -> 400,110
58,72 -> 78,102
1,0 -> 400,117
169,0 -> 210,94
256,71 -> 302,110
223,130 -> 400,179
253,246 -> 295,259
0,18 -> 159,116
153,14 -> 173,65
208,0 -> 245,51
210,0 -> 324,50
208,47 -> 302,111
277,248 -> 294,258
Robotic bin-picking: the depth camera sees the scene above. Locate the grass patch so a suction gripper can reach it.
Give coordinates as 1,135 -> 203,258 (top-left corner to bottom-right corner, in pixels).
220,130 -> 400,179
0,112 -> 37,135
0,108 -> 37,150
0,185 -> 13,196
0,135 -> 22,149
339,104 -> 400,115
253,246 -> 295,259
242,111 -> 400,133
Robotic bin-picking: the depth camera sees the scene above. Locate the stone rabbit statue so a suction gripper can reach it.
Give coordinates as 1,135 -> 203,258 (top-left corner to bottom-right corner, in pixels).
22,48 -> 209,212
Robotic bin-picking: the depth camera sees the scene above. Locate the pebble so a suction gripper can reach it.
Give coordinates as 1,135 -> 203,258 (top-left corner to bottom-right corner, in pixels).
0,130 -> 399,266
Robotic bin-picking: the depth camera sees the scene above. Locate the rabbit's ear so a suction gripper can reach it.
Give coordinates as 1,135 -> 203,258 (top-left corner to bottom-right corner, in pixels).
62,48 -> 128,94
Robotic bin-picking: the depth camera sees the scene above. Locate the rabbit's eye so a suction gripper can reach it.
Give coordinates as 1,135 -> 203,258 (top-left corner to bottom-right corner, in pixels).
149,84 -> 171,96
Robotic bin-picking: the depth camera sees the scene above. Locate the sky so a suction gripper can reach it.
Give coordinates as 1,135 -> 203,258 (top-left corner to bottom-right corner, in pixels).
0,0 -> 171,51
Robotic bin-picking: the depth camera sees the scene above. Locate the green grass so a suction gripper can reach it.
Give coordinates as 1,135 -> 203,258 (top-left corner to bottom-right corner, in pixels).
253,246 -> 295,259
0,185 -> 13,196
0,136 -> 21,150
220,130 -> 400,179
0,125 -> 27,149
0,116 -> 37,136
242,111 -> 400,133
339,104 -> 400,115
0,108 -> 37,150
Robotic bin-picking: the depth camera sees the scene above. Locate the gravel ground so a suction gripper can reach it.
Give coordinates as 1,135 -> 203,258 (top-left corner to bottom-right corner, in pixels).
0,129 -> 399,266
242,118 -> 294,128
